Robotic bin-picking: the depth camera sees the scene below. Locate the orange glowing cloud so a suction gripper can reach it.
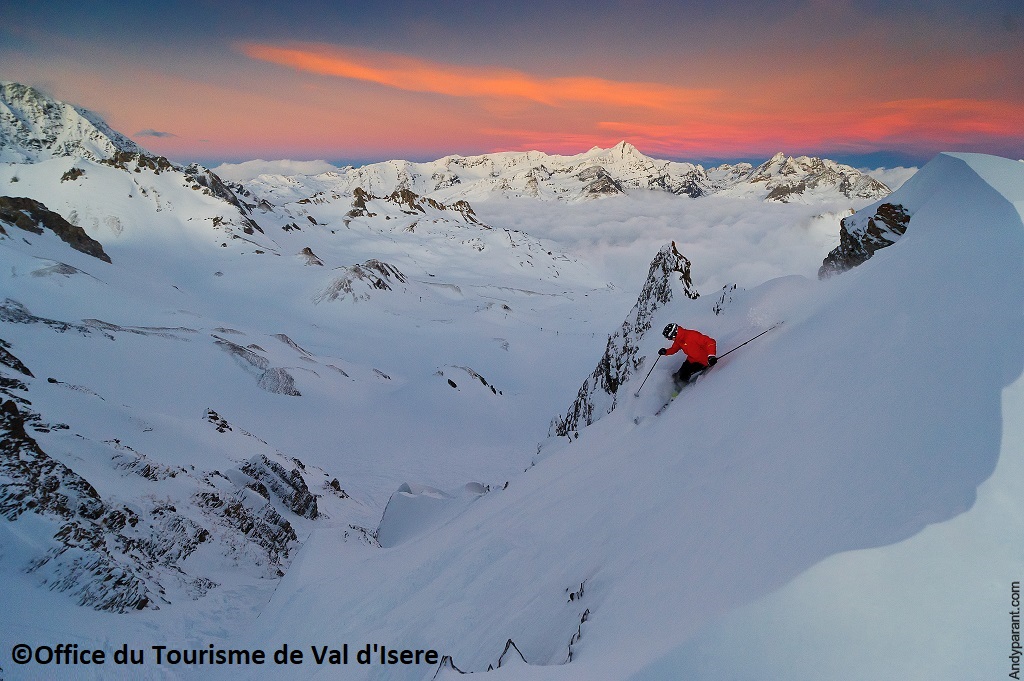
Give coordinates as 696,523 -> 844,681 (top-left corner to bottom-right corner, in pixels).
854,99 -> 1024,139
233,41 -> 1023,160
239,42 -> 719,112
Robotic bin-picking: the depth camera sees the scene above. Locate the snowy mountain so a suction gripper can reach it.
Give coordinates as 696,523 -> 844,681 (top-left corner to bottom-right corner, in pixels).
2,80 -> 1019,681
229,141 -> 891,206
0,81 -> 145,163
710,151 -> 892,202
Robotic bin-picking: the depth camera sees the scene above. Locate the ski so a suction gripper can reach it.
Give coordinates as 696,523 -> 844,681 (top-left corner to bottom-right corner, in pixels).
654,370 -> 707,415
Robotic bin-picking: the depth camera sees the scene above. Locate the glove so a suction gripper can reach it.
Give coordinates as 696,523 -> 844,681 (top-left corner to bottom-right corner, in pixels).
658,348 -> 667,356
707,356 -> 717,366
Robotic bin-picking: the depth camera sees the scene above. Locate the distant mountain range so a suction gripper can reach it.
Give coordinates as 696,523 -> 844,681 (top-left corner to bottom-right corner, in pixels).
235,142 -> 892,205
2,81 -> 891,207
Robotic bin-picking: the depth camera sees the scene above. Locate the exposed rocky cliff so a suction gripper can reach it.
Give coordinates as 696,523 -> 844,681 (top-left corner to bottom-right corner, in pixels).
0,392 -> 332,611
550,241 -> 699,437
819,202 -> 911,278
0,320 -> 347,613
315,259 -> 409,303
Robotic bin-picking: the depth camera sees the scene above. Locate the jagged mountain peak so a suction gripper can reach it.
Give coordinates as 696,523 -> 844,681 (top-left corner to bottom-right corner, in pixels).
550,240 -> 699,437
0,81 -> 146,163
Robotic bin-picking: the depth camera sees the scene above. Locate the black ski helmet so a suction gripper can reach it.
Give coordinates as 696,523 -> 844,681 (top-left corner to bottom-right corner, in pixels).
663,323 -> 678,340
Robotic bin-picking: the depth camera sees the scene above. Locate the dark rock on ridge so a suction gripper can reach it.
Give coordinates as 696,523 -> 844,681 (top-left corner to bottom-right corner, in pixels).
0,196 -> 111,262
819,202 -> 911,278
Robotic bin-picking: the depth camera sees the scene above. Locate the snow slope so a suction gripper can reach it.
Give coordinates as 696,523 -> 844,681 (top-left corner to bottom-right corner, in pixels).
214,152 -> 1023,680
636,152 -> 1024,680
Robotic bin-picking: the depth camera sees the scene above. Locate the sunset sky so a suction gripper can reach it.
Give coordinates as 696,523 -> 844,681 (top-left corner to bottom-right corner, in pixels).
2,0 -> 1022,167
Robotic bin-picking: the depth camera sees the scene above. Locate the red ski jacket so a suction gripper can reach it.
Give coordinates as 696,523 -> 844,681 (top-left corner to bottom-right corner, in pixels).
664,328 -> 717,366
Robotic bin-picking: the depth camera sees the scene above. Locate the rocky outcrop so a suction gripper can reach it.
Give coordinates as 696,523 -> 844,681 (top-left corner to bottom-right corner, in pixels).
819,202 -> 911,278
0,399 -> 104,522
345,187 -> 375,221
100,150 -> 174,174
550,241 -> 699,436
184,164 -> 265,234
0,337 -> 32,377
241,454 -> 319,519
60,167 -> 85,182
212,334 -> 302,396
194,487 -> 296,572
315,259 -> 408,303
299,247 -> 323,265
257,368 -> 301,396
577,166 -> 625,197
2,398 -> 158,611
1,393 -> 334,612
0,196 -> 111,262
437,366 -> 503,395
343,186 -> 483,226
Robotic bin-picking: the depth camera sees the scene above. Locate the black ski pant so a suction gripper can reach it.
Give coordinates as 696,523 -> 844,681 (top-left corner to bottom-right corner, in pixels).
673,360 -> 707,387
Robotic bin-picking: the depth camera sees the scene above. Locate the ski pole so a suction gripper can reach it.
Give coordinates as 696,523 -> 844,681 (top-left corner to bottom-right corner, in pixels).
634,354 -> 661,397
719,321 -> 783,359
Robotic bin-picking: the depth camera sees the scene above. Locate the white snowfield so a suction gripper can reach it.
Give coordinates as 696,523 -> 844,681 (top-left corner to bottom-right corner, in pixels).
0,83 -> 1021,681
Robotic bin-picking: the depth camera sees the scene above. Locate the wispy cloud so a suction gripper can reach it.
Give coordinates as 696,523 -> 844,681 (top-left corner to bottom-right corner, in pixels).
234,40 -> 1024,160
135,128 -> 178,138
238,42 -> 719,111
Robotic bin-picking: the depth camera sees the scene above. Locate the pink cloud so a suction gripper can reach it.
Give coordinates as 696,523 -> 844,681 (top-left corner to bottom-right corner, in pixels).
239,42 -> 720,111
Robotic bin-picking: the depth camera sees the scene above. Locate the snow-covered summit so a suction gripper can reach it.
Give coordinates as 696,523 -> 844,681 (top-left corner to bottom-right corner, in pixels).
0,82 -> 146,163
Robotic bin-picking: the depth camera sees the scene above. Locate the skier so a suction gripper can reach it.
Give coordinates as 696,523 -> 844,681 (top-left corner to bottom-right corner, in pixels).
658,323 -> 717,390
